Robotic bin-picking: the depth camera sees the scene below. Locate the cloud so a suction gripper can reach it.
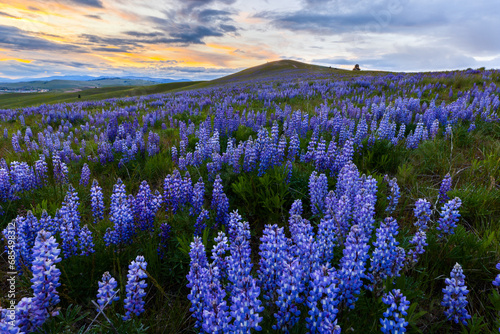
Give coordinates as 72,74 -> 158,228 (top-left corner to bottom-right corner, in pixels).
197,9 -> 231,22
314,45 -> 486,72
92,47 -> 130,53
180,0 -> 237,11
124,31 -> 163,38
0,11 -> 18,19
0,25 -> 83,52
85,14 -> 102,20
67,0 -> 103,8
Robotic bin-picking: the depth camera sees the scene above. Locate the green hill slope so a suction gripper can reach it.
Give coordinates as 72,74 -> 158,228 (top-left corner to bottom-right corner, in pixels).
0,81 -> 202,109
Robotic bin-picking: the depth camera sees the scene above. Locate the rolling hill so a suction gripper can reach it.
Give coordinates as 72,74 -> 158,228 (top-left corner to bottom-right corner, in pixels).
0,60 -> 385,109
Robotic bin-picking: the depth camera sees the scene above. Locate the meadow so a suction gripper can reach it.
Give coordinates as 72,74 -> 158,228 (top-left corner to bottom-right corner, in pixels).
0,60 -> 499,333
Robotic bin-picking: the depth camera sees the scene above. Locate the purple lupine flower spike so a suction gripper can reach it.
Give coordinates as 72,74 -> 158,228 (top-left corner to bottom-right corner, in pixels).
123,255 -> 148,321
442,263 -> 471,325
96,272 -> 119,312
380,289 -> 410,333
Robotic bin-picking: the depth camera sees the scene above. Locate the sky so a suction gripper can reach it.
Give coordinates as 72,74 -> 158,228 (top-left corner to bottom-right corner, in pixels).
0,0 -> 499,80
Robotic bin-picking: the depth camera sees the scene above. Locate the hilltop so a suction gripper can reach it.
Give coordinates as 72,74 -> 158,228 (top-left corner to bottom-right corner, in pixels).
0,60 -> 384,108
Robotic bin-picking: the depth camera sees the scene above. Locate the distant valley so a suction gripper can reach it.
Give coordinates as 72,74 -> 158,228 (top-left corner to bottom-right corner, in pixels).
0,76 -> 190,93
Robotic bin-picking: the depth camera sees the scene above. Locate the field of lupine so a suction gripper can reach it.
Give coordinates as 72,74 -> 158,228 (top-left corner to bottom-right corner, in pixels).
1,62 -> 500,333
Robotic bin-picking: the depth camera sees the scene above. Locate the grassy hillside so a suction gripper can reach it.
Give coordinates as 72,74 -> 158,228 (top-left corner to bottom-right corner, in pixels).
0,81 -> 202,109
0,78 -> 160,91
0,61 -> 499,333
0,60 -> 393,109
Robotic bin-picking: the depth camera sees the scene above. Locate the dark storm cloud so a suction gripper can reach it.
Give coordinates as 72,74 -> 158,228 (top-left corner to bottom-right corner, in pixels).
0,25 -> 83,52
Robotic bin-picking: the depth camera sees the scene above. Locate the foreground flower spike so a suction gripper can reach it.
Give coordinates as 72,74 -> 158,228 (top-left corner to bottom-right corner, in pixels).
52,153 -> 69,184
79,224 -> 95,256
123,255 -> 148,321
380,289 -> 410,334
439,173 -> 452,203
307,265 -> 341,334
0,309 -> 22,334
442,263 -> 471,325
227,211 -> 264,332
58,185 -> 82,258
258,224 -> 289,302
371,217 -> 405,283
309,171 -> 328,216
190,177 -> 205,217
384,175 -> 401,214
211,174 -> 229,229
338,224 -> 370,309
414,198 -> 432,231
16,230 -> 62,332
437,197 -> 462,238
135,180 -> 160,232
274,258 -> 305,332
194,209 -> 209,237
96,272 -> 119,312
90,179 -> 105,223
79,163 -> 91,186
186,237 -> 209,329
104,178 -> 135,246
408,231 -> 428,264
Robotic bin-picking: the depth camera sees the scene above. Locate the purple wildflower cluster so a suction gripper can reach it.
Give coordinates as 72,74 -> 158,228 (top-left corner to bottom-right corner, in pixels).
104,178 -> 135,246
187,212 -> 263,333
12,230 -> 62,333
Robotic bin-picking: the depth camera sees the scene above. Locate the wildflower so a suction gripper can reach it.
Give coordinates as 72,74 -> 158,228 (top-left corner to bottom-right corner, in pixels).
90,179 -> 105,223
79,163 -> 91,186
380,289 -> 410,333
442,263 -> 471,325
437,197 -> 462,238
123,256 -> 148,321
96,272 -> 119,312
439,173 -> 452,203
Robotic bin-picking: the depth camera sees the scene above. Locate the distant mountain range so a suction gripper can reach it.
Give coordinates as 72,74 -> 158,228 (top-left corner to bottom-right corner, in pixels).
0,76 -> 191,92
0,75 -> 190,83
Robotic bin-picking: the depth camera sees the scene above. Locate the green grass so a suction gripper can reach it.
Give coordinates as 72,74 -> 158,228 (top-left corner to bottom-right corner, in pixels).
0,81 -> 202,108
1,61 -> 500,333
